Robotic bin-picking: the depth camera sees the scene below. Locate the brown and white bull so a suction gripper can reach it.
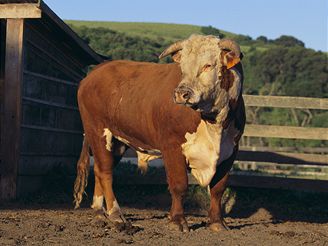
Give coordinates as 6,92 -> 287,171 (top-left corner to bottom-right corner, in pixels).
73,35 -> 245,232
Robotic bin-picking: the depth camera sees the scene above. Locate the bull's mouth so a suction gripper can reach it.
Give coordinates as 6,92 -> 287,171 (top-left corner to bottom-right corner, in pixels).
174,99 -> 199,110
190,103 -> 199,110
192,101 -> 218,120
175,99 -> 216,120
184,101 -> 196,108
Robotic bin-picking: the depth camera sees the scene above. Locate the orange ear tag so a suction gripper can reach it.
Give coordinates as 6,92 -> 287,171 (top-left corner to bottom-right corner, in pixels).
227,57 -> 240,69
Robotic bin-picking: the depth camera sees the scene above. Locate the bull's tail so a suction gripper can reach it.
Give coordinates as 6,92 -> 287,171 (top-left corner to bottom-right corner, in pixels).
73,136 -> 90,209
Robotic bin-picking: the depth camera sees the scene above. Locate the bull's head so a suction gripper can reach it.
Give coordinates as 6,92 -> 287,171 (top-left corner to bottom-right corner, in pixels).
159,35 -> 243,116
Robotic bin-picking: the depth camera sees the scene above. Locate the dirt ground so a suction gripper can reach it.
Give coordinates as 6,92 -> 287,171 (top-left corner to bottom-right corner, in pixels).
1,185 -> 328,246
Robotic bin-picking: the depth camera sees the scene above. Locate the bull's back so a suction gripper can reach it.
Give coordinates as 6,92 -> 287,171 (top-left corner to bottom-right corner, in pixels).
78,60 -> 200,149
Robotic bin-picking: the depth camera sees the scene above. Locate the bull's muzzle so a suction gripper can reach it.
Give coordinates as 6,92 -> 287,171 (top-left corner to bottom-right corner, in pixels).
173,86 -> 195,105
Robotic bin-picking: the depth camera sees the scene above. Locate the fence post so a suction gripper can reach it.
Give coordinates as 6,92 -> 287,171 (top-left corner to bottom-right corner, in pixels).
0,19 -> 24,200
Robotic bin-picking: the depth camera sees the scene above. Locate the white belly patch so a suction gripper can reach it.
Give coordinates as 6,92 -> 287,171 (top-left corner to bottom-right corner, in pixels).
114,134 -> 161,172
181,120 -> 238,187
103,128 -> 113,151
136,151 -> 161,174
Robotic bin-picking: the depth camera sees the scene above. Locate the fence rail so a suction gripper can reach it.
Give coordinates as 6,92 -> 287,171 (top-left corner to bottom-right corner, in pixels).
113,171 -> 328,193
243,95 -> 328,110
244,124 -> 328,140
118,95 -> 328,192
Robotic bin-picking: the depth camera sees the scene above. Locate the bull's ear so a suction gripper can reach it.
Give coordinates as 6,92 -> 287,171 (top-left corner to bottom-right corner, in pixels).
171,50 -> 182,63
221,50 -> 240,69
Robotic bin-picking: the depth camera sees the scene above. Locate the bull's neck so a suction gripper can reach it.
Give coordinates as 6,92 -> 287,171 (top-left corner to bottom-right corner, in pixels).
204,66 -> 242,125
201,89 -> 229,125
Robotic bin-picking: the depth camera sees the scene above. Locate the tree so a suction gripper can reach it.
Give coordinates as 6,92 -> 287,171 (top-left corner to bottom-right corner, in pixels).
272,35 -> 305,47
234,34 -> 253,45
243,46 -> 328,98
256,35 -> 268,43
201,25 -> 224,38
69,25 -> 168,62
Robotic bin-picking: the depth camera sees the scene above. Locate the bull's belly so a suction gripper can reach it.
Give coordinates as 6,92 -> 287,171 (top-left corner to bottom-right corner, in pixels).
103,119 -> 237,187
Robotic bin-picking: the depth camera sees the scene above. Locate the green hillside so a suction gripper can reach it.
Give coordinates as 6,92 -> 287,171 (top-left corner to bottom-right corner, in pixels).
65,20 -> 274,55
65,20 -> 235,41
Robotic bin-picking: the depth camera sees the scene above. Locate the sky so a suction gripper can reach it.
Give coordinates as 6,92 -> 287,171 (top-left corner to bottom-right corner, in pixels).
44,0 -> 327,52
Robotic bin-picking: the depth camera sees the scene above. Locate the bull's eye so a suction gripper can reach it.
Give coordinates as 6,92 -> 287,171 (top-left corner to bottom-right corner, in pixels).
202,64 -> 213,72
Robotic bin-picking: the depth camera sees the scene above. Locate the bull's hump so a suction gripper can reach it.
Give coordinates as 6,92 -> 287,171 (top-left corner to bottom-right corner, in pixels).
102,60 -> 180,73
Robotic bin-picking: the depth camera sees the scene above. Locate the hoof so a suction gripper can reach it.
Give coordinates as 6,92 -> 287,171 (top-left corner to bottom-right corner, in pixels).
208,221 -> 230,232
104,209 -> 127,224
94,209 -> 104,219
168,217 -> 189,232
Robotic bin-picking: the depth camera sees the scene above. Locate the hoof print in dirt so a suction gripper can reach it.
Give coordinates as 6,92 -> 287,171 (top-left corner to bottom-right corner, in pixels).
93,219 -> 109,229
116,238 -> 134,244
168,221 -> 190,232
114,221 -> 143,235
208,222 -> 230,232
56,225 -> 65,232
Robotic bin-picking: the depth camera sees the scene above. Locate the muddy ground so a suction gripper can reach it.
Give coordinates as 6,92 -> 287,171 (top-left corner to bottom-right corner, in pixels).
1,184 -> 328,246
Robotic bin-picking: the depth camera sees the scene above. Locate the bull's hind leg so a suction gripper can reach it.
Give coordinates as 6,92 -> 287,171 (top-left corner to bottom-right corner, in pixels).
91,139 -> 127,211
208,148 -> 237,232
91,174 -> 104,210
162,148 -> 189,232
86,128 -> 126,224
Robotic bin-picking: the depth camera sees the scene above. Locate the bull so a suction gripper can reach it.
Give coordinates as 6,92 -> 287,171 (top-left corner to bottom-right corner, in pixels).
73,35 -> 245,232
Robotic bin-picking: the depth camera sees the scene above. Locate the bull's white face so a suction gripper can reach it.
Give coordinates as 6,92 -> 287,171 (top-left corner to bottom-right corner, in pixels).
163,35 -> 242,115
175,36 -> 222,112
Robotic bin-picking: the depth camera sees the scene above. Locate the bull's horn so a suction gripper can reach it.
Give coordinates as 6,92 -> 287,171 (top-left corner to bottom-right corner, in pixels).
158,40 -> 184,59
218,39 -> 242,58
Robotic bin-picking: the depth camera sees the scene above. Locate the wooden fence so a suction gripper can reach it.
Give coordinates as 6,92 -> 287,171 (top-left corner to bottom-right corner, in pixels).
117,95 -> 328,193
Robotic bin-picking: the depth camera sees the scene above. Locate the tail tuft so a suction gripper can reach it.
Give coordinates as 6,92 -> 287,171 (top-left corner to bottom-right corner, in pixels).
136,152 -> 150,175
73,137 -> 90,209
136,151 -> 161,175
138,160 -> 148,175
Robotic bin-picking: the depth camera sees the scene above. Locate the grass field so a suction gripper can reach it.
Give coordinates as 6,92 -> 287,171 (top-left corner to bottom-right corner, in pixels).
65,20 -> 275,55
65,20 -> 236,41
65,20 -> 327,56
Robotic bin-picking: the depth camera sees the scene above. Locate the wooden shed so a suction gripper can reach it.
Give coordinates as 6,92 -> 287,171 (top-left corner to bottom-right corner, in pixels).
0,0 -> 103,200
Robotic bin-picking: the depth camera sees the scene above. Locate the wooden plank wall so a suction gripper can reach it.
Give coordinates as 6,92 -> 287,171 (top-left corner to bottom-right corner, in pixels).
16,19 -> 86,195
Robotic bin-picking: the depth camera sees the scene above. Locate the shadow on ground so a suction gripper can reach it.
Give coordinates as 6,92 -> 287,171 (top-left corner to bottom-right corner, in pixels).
1,168 -> 328,227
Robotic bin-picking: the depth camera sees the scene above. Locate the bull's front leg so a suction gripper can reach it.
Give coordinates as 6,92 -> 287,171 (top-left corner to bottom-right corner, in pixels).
208,149 -> 237,232
162,148 -> 189,232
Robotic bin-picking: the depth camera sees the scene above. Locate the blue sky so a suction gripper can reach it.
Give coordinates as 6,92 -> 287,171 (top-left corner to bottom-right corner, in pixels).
44,0 -> 327,51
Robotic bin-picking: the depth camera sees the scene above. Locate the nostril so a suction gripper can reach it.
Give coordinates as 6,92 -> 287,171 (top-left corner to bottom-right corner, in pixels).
182,91 -> 191,99
174,86 -> 194,103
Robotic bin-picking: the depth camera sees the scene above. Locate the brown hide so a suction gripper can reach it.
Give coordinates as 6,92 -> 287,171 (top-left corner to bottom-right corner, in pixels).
78,60 -> 202,151
75,56 -> 246,231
